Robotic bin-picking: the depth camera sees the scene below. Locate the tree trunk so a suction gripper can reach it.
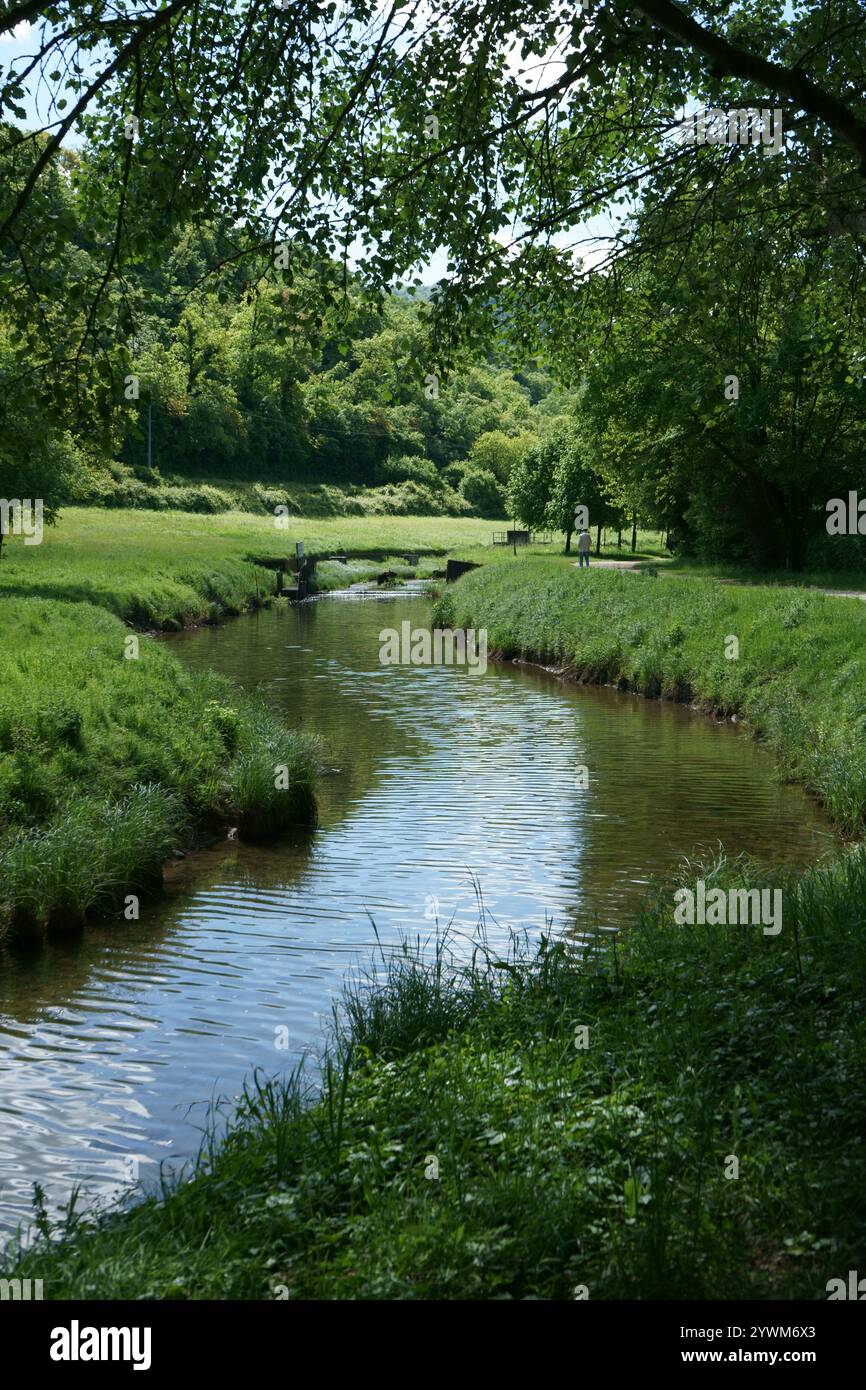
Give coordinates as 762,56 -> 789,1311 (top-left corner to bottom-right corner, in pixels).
784,513 -> 810,571
617,528 -> 622,548
595,523 -> 602,556
631,515 -> 637,552
564,525 -> 573,554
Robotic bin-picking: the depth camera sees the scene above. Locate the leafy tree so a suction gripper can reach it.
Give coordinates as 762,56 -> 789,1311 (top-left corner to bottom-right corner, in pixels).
3,0 -> 866,405
467,429 -> 536,485
578,163 -> 866,568
508,423 -> 620,550
461,466 -> 506,518
0,427 -> 91,556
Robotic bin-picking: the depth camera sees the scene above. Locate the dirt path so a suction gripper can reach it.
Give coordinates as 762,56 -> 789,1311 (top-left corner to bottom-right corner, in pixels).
571,558 -> 642,570
714,577 -> 866,601
571,559 -> 866,600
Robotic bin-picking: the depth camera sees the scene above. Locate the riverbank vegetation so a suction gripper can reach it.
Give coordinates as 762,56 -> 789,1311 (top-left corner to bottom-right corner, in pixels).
0,598 -> 318,942
6,843 -> 865,1298
439,562 -> 866,832
4,561 -> 866,1293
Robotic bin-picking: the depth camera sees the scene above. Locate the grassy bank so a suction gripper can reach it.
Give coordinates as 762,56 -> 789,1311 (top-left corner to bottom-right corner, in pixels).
437,559 -> 866,831
0,509 -> 504,629
5,845 -> 865,1298
0,599 -> 318,940
5,530 -> 865,1298
0,508 -> 670,628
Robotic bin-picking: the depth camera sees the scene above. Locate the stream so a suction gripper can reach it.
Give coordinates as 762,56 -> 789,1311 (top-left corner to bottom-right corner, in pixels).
0,589 -> 836,1238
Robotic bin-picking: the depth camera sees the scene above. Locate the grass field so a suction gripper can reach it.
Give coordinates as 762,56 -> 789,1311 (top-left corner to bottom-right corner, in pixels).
0,509 -> 497,628
0,508 -> 666,627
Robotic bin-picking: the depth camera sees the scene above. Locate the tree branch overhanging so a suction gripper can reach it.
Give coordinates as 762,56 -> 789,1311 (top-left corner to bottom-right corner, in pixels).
632,0 -> 866,169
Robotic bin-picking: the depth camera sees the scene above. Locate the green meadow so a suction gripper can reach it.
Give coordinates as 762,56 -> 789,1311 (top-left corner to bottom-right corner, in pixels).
0,509 -> 502,628
0,506 -> 671,626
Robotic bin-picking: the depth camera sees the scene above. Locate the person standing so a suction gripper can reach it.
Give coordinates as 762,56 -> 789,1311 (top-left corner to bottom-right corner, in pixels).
577,528 -> 591,568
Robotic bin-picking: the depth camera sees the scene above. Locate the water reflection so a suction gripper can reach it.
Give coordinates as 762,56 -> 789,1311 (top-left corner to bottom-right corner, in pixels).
0,592 -> 836,1236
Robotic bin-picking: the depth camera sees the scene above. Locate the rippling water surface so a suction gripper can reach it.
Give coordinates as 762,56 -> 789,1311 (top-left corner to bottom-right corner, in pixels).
0,590 -> 836,1235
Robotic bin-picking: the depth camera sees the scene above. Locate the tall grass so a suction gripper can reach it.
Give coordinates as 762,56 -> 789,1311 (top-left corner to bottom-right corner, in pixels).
0,599 -> 319,938
6,846 -> 865,1299
228,698 -> 318,839
1,786 -> 184,935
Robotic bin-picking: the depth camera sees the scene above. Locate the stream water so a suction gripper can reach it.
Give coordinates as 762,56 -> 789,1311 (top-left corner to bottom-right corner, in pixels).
0,589 -> 836,1238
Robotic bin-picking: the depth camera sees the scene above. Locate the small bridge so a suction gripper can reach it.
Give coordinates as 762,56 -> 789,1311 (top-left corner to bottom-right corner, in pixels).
492,530 -> 553,546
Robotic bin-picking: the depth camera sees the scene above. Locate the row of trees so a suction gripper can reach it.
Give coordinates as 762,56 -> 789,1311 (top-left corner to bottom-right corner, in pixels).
0,129 -> 566,519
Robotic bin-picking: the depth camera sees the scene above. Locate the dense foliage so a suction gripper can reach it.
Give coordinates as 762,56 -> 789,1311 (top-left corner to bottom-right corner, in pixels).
2,2 -> 866,565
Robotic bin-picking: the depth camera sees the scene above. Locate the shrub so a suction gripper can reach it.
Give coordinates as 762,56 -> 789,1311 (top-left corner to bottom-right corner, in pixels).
376,455 -> 442,487
460,466 -> 506,517
157,484 -> 234,514
101,471 -> 234,512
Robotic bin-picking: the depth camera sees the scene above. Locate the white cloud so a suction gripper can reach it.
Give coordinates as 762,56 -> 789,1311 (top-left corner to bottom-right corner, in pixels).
0,20 -> 32,43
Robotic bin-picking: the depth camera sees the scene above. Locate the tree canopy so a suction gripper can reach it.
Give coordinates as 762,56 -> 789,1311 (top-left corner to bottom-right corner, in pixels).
1,1 -> 865,566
